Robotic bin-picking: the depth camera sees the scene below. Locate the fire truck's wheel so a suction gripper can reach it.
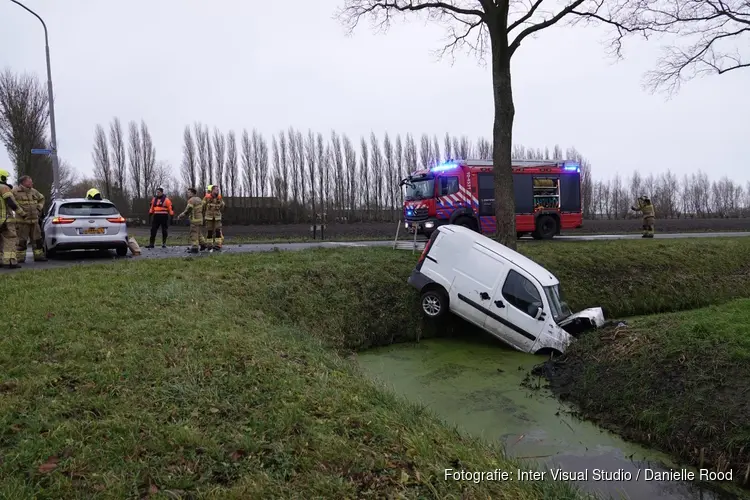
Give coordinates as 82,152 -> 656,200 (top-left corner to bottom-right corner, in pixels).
535,215 -> 559,240
454,216 -> 479,232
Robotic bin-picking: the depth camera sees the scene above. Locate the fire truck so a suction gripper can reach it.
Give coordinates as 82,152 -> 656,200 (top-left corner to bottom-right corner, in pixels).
401,159 -> 583,240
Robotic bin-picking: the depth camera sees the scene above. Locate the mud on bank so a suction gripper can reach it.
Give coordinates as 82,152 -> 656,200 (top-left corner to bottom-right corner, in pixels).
537,300 -> 750,488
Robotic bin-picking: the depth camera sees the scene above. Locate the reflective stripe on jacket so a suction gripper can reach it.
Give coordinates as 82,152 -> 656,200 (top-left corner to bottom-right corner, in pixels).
149,195 -> 174,216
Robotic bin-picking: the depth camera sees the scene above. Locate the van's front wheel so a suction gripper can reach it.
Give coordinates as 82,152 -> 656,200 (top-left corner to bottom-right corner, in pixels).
420,288 -> 448,319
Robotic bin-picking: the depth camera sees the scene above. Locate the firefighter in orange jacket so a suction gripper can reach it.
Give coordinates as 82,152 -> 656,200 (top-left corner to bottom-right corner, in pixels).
203,184 -> 225,250
147,187 -> 174,248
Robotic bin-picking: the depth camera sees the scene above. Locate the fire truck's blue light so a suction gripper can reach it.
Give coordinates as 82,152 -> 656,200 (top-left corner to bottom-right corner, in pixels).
431,162 -> 458,172
406,210 -> 413,216
563,161 -> 580,172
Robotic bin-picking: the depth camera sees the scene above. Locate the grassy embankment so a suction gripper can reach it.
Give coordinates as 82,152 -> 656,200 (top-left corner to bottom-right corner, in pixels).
534,238 -> 750,487
3,238 -> 750,497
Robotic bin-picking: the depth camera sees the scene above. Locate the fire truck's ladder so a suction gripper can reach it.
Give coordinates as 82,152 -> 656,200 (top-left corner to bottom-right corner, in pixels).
393,219 -> 426,252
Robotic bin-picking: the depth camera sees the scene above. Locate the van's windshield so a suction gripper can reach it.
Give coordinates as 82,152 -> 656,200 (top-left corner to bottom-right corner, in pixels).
544,284 -> 572,323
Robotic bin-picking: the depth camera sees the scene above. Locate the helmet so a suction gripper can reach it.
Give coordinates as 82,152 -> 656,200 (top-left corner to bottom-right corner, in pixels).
86,188 -> 102,200
156,186 -> 164,192
206,184 -> 213,192
0,168 -> 8,182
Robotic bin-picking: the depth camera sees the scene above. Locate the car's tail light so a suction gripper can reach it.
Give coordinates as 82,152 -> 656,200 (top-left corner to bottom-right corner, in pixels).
107,216 -> 126,223
52,217 -> 75,224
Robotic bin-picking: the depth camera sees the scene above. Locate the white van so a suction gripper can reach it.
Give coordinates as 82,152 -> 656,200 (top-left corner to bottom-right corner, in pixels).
407,224 -> 605,355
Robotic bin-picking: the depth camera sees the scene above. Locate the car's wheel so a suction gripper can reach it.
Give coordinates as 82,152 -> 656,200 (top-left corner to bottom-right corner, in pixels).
534,215 -> 559,240
420,288 -> 448,319
44,244 -> 56,259
116,247 -> 128,257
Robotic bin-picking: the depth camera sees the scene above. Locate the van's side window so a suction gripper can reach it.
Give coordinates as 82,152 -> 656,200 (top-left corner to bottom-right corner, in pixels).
438,176 -> 459,196
502,270 -> 543,317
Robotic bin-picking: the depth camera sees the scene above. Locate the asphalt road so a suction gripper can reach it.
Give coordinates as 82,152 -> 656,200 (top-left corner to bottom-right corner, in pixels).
2,231 -> 749,273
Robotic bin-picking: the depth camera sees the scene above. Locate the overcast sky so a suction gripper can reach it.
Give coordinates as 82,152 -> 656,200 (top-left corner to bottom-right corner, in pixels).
2,0 -> 748,186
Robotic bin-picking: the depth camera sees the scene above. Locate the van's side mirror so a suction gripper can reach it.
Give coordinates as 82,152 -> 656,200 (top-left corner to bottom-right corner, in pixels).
528,304 -> 544,320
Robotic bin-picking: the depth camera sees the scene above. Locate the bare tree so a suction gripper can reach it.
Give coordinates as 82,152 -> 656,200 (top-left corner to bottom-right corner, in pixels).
140,121 -> 157,195
444,132 -> 453,161
195,123 -> 209,191
0,69 -> 52,194
279,131 -> 290,207
296,129 -> 307,217
57,159 -> 78,197
343,134 -> 357,214
404,133 -> 417,172
271,136 -> 283,216
371,132 -> 385,217
127,121 -> 143,199
318,132 -> 329,215
383,132 -> 396,212
109,118 -> 127,196
92,124 -> 113,198
331,130 -> 345,215
360,137 -> 370,215
213,128 -> 226,192
181,125 -> 197,190
641,1 -> 750,95
419,133 -> 430,168
395,134 -> 404,204
477,137 -> 491,159
257,132 -> 269,199
431,134 -> 441,165
339,0 -> 654,247
241,129 -> 253,200
305,130 -> 317,220
226,130 -> 238,197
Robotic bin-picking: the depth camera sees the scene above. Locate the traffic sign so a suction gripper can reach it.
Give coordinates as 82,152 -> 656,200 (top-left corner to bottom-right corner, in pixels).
31,148 -> 53,155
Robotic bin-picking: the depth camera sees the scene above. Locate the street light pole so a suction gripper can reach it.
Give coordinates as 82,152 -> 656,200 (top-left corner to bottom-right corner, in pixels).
10,0 -> 60,199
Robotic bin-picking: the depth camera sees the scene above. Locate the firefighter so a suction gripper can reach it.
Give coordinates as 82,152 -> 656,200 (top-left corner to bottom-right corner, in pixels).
176,187 -> 207,253
86,188 -> 103,200
0,169 -> 26,268
202,184 -> 225,250
147,187 -> 174,248
631,195 -> 655,238
13,175 -> 47,263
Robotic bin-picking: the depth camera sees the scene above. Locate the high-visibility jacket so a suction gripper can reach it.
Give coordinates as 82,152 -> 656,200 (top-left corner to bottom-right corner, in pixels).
179,196 -> 204,224
202,193 -> 225,221
12,185 -> 45,222
149,195 -> 174,216
633,199 -> 655,218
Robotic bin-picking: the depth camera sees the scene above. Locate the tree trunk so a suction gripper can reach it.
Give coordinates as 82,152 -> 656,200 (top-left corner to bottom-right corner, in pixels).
490,31 -> 517,250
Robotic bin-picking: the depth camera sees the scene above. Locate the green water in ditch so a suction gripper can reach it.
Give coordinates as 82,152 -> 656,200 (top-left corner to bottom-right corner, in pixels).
357,335 -> 747,500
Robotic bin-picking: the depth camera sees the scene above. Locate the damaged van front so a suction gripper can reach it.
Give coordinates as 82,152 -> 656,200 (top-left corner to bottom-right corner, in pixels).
532,283 -> 605,354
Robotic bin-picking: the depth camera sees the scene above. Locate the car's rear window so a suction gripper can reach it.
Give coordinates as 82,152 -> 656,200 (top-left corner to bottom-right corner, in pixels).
58,202 -> 119,216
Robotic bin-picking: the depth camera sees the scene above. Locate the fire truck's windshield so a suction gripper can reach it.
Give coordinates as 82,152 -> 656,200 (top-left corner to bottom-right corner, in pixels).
404,179 -> 434,200
544,284 -> 572,323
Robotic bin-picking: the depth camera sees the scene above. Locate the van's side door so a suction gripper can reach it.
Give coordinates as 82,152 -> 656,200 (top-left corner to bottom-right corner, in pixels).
486,268 -> 547,352
449,244 -> 508,328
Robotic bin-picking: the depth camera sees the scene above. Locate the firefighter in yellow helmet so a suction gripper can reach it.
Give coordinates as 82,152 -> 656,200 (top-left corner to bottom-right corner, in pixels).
631,195 -> 655,238
0,169 -> 26,268
86,188 -> 103,200
13,175 -> 47,263
202,184 -> 225,251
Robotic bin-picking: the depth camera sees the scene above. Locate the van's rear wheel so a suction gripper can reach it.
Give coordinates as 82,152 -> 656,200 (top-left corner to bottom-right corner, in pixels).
420,288 -> 448,319
534,215 -> 559,240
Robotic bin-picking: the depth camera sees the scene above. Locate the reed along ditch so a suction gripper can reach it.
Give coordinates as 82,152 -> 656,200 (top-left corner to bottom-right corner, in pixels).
357,334 -> 747,499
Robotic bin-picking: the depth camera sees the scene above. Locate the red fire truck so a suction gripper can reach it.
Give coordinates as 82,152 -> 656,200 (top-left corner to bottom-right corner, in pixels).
401,159 -> 583,239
